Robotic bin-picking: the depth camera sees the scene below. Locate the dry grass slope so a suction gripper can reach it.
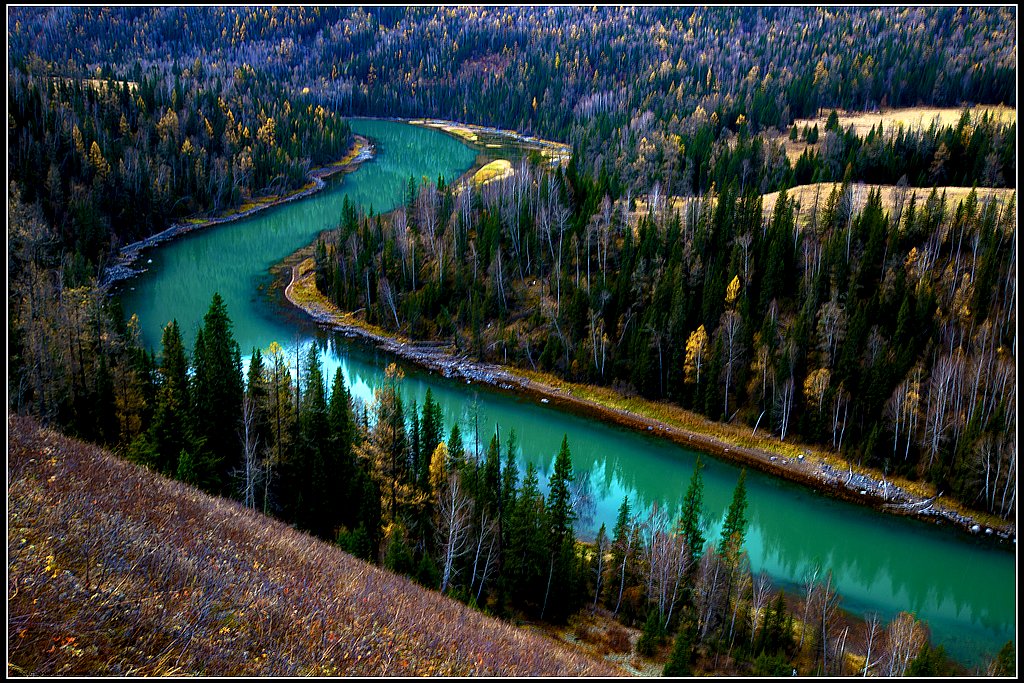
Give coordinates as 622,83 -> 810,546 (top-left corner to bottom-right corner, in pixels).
778,105 -> 1017,162
761,183 -> 1016,226
7,416 -> 622,677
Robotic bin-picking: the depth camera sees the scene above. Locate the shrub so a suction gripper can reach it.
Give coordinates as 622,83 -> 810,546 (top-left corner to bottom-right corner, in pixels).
605,624 -> 632,654
636,611 -> 665,657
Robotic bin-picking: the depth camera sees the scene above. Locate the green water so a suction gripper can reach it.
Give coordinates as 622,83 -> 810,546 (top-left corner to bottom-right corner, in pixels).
116,119 -> 1014,667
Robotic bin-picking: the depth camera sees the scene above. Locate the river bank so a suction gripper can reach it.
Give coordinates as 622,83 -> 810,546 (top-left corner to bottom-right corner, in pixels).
284,255 -> 1014,546
99,135 -> 375,289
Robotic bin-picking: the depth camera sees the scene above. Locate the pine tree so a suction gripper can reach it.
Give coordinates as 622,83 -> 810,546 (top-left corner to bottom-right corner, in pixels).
246,347 -> 272,450
542,435 -> 579,622
637,610 -> 666,656
191,293 -> 243,494
663,622 -> 696,676
297,344 -> 331,537
505,462 -> 548,613
609,495 -> 639,615
419,388 -> 443,487
481,432 -> 502,516
548,434 -> 576,544
327,366 -> 357,527
719,469 -> 749,558
448,422 -> 465,471
152,320 -> 190,476
501,429 -> 519,518
264,341 -> 296,514
678,456 -> 707,572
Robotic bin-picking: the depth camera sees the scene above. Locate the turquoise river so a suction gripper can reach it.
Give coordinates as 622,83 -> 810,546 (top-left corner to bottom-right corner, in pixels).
116,119 -> 1015,667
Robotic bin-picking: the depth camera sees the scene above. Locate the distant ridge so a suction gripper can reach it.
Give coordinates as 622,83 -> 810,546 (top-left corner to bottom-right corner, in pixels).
7,416 -> 621,677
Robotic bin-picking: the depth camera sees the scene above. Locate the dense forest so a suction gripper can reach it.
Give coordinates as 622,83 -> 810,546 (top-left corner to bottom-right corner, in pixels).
8,51 -> 351,284
9,6 -> 1016,198
6,5 -> 1017,676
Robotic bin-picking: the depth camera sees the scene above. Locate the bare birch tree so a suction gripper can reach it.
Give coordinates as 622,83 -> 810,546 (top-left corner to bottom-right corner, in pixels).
881,611 -> 926,677
436,472 -> 472,594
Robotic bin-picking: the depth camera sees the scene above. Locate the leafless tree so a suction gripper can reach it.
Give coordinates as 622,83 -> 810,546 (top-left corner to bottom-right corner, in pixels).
860,612 -> 883,677
799,563 -> 821,652
719,309 -> 743,420
748,571 -> 772,647
238,392 -> 262,510
592,525 -> 607,611
695,546 -> 725,641
921,350 -> 963,469
469,510 -> 498,603
776,376 -> 795,441
378,277 -> 401,330
881,611 -> 926,677
436,472 -> 472,594
816,295 -> 846,367
816,569 -> 841,675
737,232 -> 753,283
831,383 -> 850,452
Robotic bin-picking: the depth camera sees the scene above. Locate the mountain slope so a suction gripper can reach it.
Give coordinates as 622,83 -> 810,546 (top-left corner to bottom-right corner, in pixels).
7,416 -> 621,676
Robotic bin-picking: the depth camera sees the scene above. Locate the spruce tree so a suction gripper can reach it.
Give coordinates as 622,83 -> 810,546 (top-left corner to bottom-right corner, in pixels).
678,456 -> 707,571
448,422 -> 465,471
501,429 -> 519,518
298,344 -> 330,536
543,435 -> 579,622
327,367 -> 355,519
505,462 -> 548,613
191,293 -> 243,494
152,320 -> 190,476
419,388 -> 443,486
719,469 -> 749,557
481,432 -> 502,516
548,434 -> 576,544
663,622 -> 695,676
246,347 -> 272,451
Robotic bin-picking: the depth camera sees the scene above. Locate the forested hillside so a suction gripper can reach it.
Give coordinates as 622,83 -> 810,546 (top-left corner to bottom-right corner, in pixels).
11,7 -> 1015,199
313,162 -> 1016,519
8,46 -> 352,283
7,416 -> 621,676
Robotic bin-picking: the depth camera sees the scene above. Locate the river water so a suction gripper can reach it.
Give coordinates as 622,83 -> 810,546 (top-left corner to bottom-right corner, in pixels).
116,119 -> 1015,666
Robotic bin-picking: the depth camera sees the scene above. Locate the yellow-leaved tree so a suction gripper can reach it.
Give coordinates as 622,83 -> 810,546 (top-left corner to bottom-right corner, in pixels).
803,367 -> 831,415
725,274 -> 741,306
429,441 -> 449,497
685,324 -> 708,386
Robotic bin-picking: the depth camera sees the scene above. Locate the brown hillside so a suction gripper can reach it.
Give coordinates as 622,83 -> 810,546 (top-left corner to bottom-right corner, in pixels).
7,416 -> 622,677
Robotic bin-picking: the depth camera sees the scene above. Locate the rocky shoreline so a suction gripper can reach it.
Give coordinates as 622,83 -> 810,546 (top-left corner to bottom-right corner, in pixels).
99,136 -> 374,289
285,258 -> 1014,547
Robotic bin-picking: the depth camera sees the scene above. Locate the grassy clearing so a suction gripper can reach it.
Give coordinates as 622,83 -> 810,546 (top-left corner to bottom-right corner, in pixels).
778,105 -> 1017,162
629,184 -> 1014,232
794,105 -> 1016,137
762,183 -> 1015,225
7,416 -> 623,677
473,159 -> 513,185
